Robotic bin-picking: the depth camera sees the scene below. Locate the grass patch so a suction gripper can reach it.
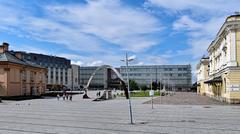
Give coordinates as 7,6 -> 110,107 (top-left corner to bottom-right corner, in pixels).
119,91 -> 160,97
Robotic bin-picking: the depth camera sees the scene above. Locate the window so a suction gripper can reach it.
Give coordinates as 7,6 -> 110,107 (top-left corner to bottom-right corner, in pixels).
178,74 -> 182,77
224,78 -> 226,93
178,68 -> 182,71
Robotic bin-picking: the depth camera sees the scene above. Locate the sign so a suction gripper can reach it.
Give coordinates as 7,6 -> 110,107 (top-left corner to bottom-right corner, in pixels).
149,90 -> 154,96
227,84 -> 240,92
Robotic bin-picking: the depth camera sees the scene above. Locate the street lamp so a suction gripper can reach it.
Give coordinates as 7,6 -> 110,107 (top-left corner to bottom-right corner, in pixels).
121,52 -> 134,124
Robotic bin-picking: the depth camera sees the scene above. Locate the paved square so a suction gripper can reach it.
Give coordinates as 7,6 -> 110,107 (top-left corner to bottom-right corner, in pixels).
0,92 -> 240,134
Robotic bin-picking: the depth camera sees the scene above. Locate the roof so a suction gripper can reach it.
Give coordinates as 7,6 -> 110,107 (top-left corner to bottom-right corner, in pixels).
0,51 -> 45,69
204,76 -> 222,84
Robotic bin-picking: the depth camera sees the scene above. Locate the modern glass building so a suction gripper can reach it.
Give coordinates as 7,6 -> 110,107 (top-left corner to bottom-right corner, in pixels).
79,66 -> 107,88
120,65 -> 192,91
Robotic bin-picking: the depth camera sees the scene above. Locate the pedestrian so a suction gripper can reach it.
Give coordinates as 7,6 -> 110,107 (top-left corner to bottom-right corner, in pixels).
57,94 -> 60,101
99,91 -> 101,97
69,94 -> 72,101
66,94 -> 69,100
63,94 -> 66,101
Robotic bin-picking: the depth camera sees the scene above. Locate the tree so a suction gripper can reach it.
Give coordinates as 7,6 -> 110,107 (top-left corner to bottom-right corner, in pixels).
140,85 -> 148,91
151,81 -> 158,90
158,81 -> 164,90
129,79 -> 139,91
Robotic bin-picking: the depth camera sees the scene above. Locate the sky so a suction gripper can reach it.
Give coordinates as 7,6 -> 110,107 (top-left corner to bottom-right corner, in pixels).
0,0 -> 239,71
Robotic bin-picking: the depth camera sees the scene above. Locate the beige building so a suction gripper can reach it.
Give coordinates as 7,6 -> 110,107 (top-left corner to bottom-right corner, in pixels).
0,42 -> 47,97
67,64 -> 80,90
196,57 -> 209,95
197,14 -> 240,103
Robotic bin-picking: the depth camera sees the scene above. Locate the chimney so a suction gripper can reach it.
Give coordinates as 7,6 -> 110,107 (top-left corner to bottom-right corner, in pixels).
0,42 -> 9,53
15,52 -> 23,60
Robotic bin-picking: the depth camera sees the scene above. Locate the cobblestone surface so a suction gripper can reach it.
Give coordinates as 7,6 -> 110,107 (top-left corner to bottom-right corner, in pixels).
0,92 -> 240,134
144,92 -> 230,105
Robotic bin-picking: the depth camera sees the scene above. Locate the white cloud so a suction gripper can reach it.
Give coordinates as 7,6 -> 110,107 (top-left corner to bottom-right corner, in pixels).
148,0 -> 240,15
173,16 -> 202,31
128,55 -> 137,60
173,16 -> 226,59
71,60 -> 84,66
44,0 -> 162,52
87,60 -> 104,66
10,44 -> 50,55
0,0 -> 163,53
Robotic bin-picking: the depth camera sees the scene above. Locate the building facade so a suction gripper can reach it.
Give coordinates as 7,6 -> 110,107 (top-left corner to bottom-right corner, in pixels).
10,51 -> 72,89
68,64 -> 81,90
196,57 -> 209,95
120,65 -> 192,91
79,66 -> 123,89
197,14 -> 240,103
0,42 -> 47,97
79,66 -> 108,89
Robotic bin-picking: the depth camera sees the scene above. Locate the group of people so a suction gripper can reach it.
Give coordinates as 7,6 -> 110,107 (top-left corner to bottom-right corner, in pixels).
57,93 -> 73,101
96,91 -> 101,97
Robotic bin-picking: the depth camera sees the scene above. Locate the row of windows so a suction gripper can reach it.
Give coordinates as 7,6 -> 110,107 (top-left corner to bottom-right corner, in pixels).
121,73 -> 189,77
121,68 -> 189,72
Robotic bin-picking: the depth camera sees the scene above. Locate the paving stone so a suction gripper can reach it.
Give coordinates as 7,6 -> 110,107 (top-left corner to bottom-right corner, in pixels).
0,91 -> 240,134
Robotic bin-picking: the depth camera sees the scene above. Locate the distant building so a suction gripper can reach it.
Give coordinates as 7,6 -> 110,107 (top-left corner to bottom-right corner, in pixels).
120,65 -> 192,91
196,57 -> 209,95
79,66 -> 108,89
0,42 -> 47,97
10,50 -> 72,89
198,14 -> 240,103
68,64 -> 80,90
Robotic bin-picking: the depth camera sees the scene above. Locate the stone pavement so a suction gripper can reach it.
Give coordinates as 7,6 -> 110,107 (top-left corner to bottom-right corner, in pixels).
0,92 -> 240,134
144,92 -> 229,105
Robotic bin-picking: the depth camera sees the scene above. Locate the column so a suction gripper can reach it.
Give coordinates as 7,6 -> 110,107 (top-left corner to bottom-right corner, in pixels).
63,69 -> 66,86
53,68 -> 56,84
228,30 -> 237,66
58,68 -> 61,84
48,67 -> 51,84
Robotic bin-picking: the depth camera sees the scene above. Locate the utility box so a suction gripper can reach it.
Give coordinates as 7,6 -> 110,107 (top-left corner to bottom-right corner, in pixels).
149,90 -> 154,97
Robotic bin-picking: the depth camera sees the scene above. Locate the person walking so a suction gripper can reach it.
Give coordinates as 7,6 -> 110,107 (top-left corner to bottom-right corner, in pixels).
99,91 -> 101,97
66,94 -> 69,100
63,94 -> 66,101
69,94 -> 72,101
57,94 -> 60,101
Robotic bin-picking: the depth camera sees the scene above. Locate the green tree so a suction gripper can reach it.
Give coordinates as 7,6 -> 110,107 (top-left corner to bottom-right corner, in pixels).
158,81 -> 164,90
151,81 -> 158,90
140,85 -> 148,91
129,79 -> 139,91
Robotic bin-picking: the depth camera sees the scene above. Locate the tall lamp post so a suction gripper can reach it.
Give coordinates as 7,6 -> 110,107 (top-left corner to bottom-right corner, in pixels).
121,52 -> 134,124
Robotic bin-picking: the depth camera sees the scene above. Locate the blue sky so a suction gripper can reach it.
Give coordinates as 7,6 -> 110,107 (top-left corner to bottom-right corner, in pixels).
0,0 -> 239,69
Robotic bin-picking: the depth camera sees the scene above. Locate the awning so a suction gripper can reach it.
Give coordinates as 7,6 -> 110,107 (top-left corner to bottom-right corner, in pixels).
204,76 -> 222,84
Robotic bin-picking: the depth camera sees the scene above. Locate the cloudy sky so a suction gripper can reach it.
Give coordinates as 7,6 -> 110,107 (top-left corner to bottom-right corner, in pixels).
0,0 -> 239,68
